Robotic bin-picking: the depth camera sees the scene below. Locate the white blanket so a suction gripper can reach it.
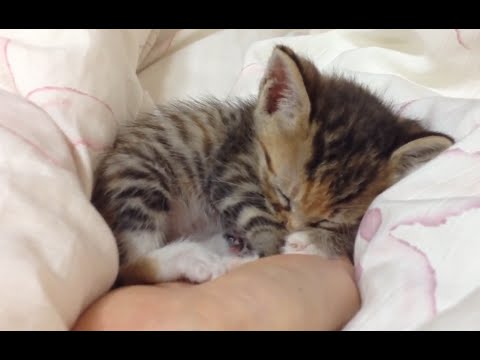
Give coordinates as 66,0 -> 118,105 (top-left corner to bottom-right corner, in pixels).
0,29 -> 479,330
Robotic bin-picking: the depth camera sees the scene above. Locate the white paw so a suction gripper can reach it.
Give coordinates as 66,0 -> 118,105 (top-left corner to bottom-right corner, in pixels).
281,231 -> 328,257
178,250 -> 228,283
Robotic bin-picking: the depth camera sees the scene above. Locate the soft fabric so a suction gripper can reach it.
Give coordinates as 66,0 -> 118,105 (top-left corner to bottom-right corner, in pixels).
0,29 -> 157,329
0,29 -> 479,330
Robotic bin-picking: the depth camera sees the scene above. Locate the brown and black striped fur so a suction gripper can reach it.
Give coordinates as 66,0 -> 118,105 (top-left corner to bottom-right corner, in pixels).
92,45 -> 453,285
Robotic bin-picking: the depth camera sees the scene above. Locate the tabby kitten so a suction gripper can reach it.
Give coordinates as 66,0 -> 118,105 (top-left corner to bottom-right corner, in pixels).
92,45 -> 453,285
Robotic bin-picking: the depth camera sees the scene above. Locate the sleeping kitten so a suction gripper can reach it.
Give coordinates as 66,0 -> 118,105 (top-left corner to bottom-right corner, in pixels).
92,45 -> 454,285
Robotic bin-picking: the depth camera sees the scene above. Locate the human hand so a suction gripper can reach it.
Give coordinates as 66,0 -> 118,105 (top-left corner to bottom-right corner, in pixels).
73,254 -> 360,330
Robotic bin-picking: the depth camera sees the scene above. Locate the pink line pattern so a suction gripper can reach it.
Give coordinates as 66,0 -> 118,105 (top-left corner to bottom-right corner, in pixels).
228,62 -> 264,96
163,31 -> 176,57
392,234 -> 437,316
36,98 -> 108,152
358,208 -> 382,242
384,197 -> 480,317
0,122 -> 66,170
455,29 -> 470,50
25,86 -> 116,152
390,198 -> 480,233
70,139 -> 108,152
354,263 -> 363,282
2,38 -> 19,93
26,86 -> 115,121
444,147 -> 480,158
397,99 -> 419,115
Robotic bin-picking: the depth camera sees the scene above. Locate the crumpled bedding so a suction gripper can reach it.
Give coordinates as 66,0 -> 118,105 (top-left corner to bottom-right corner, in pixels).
0,29 -> 479,330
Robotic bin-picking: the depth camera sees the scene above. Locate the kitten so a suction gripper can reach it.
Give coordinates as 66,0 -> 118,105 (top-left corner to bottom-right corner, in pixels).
92,45 -> 454,285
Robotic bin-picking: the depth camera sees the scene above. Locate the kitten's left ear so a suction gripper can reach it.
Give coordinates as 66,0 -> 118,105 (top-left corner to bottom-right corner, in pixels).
255,45 -> 311,130
389,132 -> 454,181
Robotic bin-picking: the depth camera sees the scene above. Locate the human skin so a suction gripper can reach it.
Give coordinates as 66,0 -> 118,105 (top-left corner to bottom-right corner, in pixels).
73,254 -> 360,331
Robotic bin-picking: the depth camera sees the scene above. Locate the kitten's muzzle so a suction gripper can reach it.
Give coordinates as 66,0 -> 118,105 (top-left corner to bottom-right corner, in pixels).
285,216 -> 304,232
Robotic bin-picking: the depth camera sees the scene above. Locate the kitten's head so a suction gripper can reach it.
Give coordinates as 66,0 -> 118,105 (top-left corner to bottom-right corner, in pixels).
253,45 -> 453,256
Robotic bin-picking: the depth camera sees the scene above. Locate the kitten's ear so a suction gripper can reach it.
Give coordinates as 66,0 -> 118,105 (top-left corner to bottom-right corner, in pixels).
389,133 -> 453,181
256,45 -> 311,130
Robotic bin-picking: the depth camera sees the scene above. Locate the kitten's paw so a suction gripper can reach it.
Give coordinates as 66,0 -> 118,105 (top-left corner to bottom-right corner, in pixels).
281,231 -> 329,257
178,251 -> 228,283
247,229 -> 286,257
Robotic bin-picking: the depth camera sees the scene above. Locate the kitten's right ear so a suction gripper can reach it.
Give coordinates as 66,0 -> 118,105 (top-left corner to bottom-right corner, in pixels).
255,45 -> 311,132
389,132 -> 454,182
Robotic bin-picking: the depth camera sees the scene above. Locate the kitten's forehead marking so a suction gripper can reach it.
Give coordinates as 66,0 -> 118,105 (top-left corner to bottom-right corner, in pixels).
290,184 -> 300,198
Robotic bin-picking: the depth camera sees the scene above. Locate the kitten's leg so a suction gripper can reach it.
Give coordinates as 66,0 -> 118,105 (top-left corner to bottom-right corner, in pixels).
111,205 -> 230,285
119,239 -> 229,285
206,149 -> 287,257
92,154 -> 176,285
234,206 -> 287,257
115,229 -> 168,285
210,171 -> 289,255
222,205 -> 286,257
120,232 -> 259,285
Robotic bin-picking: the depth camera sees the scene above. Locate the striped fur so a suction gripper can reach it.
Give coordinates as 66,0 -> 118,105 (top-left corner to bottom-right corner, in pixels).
92,45 -> 454,285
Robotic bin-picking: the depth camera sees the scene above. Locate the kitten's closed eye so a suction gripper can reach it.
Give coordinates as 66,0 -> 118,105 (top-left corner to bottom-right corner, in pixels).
308,220 -> 335,229
276,188 -> 291,211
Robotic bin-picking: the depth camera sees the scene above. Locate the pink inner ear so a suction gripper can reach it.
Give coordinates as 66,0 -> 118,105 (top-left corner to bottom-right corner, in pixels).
266,64 -> 289,114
